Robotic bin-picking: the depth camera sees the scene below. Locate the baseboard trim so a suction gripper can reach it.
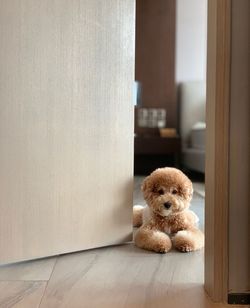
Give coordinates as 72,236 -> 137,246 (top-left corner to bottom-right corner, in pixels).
228,293 -> 250,305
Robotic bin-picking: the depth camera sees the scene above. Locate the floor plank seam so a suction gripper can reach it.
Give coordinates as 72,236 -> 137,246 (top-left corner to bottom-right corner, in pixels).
0,279 -> 49,282
37,281 -> 49,308
38,257 -> 59,307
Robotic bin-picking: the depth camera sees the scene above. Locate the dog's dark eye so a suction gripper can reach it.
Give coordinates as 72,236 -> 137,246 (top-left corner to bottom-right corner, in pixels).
158,189 -> 164,195
172,189 -> 178,194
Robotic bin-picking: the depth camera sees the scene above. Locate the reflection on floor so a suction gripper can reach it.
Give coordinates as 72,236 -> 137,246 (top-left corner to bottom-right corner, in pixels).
0,179 -> 241,307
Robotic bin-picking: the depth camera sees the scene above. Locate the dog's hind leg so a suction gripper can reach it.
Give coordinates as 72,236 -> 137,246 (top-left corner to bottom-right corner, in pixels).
133,205 -> 144,227
172,228 -> 204,252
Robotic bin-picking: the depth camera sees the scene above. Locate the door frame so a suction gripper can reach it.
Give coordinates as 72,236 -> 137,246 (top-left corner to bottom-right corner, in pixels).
205,0 -> 231,303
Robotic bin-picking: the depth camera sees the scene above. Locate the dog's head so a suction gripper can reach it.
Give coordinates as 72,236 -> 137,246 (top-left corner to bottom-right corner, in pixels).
141,167 -> 193,217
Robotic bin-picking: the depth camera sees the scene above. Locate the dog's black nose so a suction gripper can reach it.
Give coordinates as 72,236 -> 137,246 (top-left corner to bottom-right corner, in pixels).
164,202 -> 171,209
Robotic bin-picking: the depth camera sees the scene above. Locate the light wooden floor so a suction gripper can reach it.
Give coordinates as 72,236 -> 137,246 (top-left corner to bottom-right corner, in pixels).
0,177 -> 245,308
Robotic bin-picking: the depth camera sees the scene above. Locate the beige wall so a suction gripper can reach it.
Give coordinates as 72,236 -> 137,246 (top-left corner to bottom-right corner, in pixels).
229,0 -> 250,293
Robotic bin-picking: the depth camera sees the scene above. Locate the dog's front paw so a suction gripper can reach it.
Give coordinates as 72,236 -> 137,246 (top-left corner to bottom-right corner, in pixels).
152,233 -> 172,253
175,243 -> 194,253
172,229 -> 204,253
154,244 -> 169,254
134,227 -> 172,253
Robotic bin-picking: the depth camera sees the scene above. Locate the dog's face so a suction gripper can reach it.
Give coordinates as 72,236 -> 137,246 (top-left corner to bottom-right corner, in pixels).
142,167 -> 193,217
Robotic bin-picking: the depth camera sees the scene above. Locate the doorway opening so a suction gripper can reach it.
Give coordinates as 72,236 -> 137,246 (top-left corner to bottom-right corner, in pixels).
133,0 -> 207,287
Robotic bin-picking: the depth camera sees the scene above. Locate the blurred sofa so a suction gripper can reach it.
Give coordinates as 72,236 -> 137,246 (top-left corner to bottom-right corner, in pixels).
179,81 -> 206,173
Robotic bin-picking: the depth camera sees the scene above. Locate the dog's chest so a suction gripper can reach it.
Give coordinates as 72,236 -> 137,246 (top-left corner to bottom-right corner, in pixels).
164,224 -> 172,234
155,218 -> 172,234
161,216 -> 180,234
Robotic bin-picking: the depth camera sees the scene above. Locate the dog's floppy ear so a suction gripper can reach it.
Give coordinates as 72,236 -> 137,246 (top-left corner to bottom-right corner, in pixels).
183,180 -> 193,200
141,176 -> 157,202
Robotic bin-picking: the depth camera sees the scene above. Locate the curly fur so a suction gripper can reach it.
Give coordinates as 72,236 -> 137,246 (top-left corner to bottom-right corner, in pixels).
133,167 -> 204,253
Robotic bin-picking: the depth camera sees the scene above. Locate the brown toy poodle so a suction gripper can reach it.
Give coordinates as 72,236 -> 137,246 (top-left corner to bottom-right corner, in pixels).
133,167 -> 204,253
